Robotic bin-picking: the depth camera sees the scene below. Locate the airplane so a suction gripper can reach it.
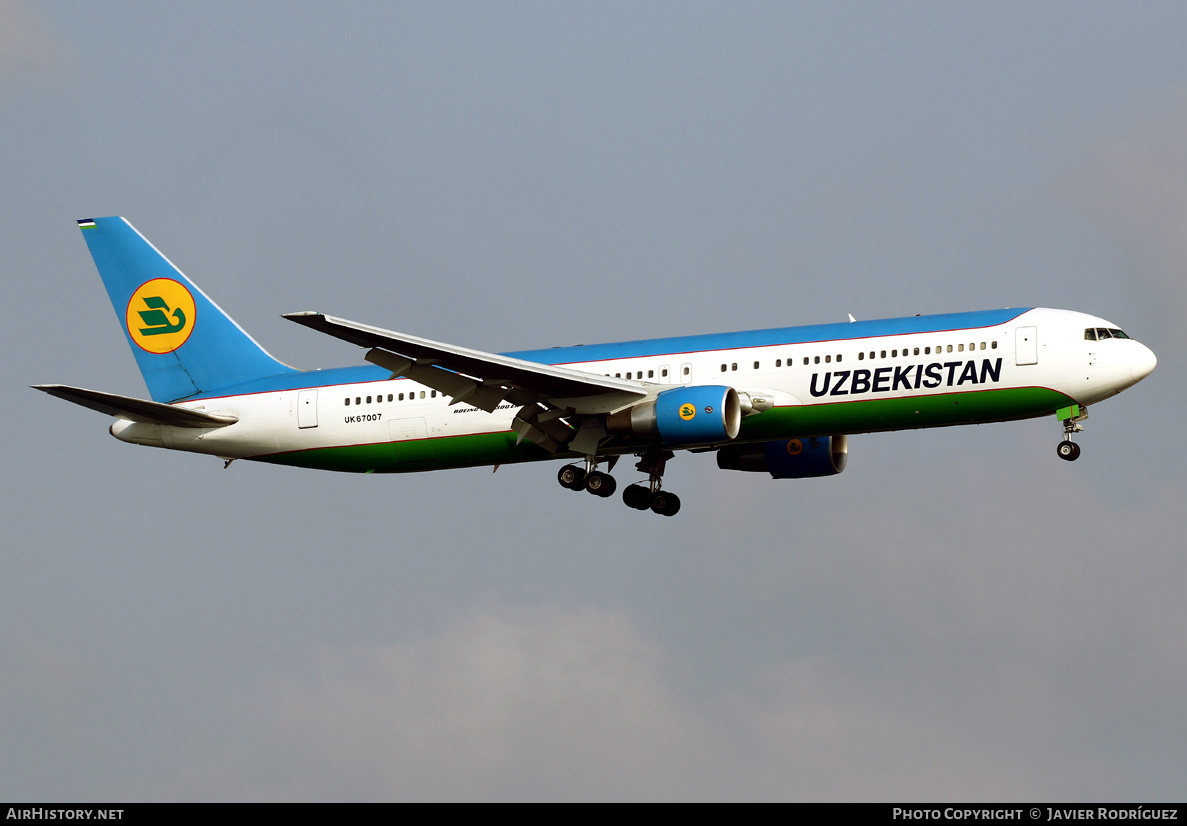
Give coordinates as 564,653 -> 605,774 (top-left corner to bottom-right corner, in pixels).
34,217 -> 1158,516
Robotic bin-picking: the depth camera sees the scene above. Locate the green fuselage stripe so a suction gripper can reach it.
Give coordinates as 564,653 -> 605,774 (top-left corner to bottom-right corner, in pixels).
252,385 -> 1072,474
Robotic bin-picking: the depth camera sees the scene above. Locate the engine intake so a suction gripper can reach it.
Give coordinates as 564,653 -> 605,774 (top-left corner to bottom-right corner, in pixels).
607,385 -> 742,444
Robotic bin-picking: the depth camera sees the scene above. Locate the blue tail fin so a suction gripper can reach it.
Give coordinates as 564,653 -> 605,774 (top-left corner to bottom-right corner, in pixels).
78,217 -> 299,402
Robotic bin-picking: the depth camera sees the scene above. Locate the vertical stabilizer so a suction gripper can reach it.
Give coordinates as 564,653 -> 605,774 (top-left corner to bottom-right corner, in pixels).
78,217 -> 299,402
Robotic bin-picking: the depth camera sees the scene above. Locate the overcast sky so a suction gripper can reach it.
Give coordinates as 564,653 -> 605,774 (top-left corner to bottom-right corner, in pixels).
3,1 -> 1185,801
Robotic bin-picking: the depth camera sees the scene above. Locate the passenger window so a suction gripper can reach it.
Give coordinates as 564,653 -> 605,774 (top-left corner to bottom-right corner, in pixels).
662,368 -> 669,377
836,354 -> 842,363
776,359 -> 782,367
814,356 -> 820,364
753,361 -> 759,369
880,350 -> 886,358
345,398 -> 350,406
992,341 -> 998,349
731,363 -> 738,371
825,355 -> 831,363
648,370 -> 654,378
721,365 -> 727,373
858,352 -> 864,360
946,345 -> 953,353
914,347 -> 920,355
803,358 -> 810,365
355,397 -> 361,405
682,366 -> 690,375
892,349 -> 897,358
399,393 -> 404,401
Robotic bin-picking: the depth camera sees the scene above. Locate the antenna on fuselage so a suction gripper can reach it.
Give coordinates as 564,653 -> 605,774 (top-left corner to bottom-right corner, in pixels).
847,313 -> 856,323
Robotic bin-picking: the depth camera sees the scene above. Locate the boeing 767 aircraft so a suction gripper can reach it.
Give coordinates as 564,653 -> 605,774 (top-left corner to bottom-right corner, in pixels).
34,217 -> 1157,516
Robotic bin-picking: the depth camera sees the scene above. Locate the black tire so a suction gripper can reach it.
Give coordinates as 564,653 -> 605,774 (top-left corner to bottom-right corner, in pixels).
650,490 -> 678,515
1057,441 -> 1081,462
597,472 -> 617,498
558,465 -> 586,490
661,492 -> 681,517
623,484 -> 650,509
586,471 -> 616,497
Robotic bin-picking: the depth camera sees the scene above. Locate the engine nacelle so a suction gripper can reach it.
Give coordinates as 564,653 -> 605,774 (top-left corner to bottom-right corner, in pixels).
716,435 -> 848,478
606,385 -> 742,444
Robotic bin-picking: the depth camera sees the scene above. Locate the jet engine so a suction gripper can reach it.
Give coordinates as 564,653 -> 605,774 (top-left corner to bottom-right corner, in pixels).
716,435 -> 848,478
606,385 -> 742,444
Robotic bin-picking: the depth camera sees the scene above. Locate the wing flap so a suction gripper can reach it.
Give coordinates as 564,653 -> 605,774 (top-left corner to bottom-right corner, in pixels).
285,312 -> 648,414
32,385 -> 238,428
364,347 -> 512,413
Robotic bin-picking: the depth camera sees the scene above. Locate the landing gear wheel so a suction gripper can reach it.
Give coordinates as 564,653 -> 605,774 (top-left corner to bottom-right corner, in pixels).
622,484 -> 651,510
1057,441 -> 1081,462
585,471 -> 617,498
558,464 -> 586,490
650,490 -> 681,517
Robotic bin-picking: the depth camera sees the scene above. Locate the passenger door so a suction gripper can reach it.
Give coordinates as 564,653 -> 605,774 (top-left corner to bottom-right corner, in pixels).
1016,327 -> 1038,366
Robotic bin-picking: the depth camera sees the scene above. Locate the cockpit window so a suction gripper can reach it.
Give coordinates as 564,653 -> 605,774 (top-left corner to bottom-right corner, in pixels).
1085,327 -> 1130,341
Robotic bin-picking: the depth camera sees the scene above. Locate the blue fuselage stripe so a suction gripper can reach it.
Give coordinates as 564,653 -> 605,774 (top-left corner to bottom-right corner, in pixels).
185,308 -> 1031,400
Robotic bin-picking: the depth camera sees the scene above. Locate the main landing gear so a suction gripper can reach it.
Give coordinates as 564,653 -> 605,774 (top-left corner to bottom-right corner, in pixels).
1057,405 -> 1089,462
557,456 -> 617,498
622,451 -> 680,516
556,451 -> 681,516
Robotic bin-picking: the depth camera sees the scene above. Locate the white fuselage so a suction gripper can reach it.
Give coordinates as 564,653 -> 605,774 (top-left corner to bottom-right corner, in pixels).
108,308 -> 1156,471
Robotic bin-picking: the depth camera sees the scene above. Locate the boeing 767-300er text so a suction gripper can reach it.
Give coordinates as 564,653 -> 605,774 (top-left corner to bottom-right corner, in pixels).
34,217 -> 1157,516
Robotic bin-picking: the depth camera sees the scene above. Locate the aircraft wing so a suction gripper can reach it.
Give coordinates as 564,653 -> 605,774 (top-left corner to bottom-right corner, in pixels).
283,312 -> 648,416
32,385 -> 239,428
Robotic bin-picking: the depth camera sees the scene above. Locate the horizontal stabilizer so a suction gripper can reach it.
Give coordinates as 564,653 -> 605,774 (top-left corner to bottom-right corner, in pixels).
31,385 -> 238,428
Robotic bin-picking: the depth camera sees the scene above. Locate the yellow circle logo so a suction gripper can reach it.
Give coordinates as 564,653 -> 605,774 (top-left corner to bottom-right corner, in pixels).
679,403 -> 696,421
785,439 -> 803,456
126,279 -> 196,354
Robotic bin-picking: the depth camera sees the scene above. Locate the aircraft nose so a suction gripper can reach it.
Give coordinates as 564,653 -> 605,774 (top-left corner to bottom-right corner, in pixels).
1131,343 -> 1157,383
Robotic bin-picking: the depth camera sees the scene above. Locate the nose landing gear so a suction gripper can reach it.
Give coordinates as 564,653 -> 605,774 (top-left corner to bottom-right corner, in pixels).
1057,404 -> 1088,462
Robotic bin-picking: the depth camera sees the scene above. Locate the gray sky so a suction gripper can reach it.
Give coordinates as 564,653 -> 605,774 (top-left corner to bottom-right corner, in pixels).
3,0 -> 1184,801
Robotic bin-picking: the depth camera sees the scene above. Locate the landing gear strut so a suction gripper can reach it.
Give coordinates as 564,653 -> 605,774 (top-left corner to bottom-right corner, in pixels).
1057,405 -> 1088,462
